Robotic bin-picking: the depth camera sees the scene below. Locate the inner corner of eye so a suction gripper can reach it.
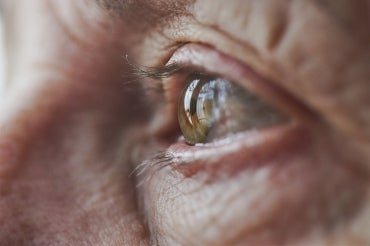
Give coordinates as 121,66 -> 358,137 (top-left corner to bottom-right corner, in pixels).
176,73 -> 288,145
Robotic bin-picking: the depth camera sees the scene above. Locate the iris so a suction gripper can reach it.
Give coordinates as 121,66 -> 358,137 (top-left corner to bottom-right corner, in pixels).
178,73 -> 287,145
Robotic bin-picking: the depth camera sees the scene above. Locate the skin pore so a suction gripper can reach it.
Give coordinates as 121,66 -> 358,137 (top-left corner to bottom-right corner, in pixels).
0,0 -> 369,245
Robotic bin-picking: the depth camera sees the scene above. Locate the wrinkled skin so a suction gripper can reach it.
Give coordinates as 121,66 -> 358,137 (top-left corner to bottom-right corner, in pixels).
0,0 -> 369,245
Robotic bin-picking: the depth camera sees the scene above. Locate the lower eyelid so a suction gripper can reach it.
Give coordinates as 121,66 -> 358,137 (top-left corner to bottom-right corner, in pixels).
165,121 -> 303,178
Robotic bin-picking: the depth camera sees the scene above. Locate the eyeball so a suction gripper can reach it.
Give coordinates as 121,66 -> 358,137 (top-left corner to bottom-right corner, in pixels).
178,73 -> 287,145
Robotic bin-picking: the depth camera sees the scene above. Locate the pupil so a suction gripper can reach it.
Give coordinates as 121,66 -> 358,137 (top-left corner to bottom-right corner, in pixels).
190,98 -> 197,115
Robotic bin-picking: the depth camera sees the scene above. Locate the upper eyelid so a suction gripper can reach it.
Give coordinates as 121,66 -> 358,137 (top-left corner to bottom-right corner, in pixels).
128,43 -> 317,131
125,41 -> 190,80
127,59 -> 226,83
167,44 -> 317,125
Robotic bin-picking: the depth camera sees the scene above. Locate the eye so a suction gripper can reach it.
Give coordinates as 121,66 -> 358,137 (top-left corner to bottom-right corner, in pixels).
178,73 -> 287,145
136,42 -> 312,161
135,43 -> 346,245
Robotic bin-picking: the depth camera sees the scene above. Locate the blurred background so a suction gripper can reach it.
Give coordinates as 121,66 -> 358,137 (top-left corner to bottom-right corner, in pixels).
0,14 -> 5,95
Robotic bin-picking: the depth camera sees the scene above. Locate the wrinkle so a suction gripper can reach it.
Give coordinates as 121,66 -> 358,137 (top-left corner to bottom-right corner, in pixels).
314,0 -> 370,43
96,0 -> 195,33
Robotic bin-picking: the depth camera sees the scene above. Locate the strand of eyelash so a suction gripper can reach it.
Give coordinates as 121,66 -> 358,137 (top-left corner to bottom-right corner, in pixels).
125,54 -> 182,79
133,151 -> 176,188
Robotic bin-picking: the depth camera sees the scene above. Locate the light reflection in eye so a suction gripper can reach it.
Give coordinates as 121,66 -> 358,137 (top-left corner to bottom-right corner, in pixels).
178,73 -> 288,145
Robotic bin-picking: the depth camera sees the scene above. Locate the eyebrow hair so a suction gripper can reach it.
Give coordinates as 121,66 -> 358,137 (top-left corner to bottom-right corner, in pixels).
95,0 -> 194,31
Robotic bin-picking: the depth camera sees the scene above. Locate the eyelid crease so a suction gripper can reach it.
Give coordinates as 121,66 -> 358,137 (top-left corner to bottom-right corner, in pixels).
165,43 -> 319,127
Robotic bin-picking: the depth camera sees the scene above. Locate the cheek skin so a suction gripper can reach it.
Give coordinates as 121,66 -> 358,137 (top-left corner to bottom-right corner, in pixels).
140,124 -> 369,245
0,1 -> 149,245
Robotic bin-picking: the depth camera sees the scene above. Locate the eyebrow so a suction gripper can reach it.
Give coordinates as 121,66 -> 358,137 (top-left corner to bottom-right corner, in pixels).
95,0 -> 194,31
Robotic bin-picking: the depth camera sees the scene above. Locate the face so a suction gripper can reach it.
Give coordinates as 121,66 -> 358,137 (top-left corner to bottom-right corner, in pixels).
0,0 -> 369,245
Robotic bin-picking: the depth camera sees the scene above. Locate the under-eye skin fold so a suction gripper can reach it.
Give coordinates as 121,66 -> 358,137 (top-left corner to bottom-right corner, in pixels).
178,73 -> 288,145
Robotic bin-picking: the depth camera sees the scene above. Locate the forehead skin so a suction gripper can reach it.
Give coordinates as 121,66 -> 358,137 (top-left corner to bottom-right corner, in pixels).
95,0 -> 194,31
95,0 -> 368,36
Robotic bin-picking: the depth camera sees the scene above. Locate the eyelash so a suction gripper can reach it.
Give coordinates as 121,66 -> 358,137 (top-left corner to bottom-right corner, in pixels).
126,52 -> 182,80
128,44 -> 315,182
125,61 -> 188,180
133,151 -> 176,187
